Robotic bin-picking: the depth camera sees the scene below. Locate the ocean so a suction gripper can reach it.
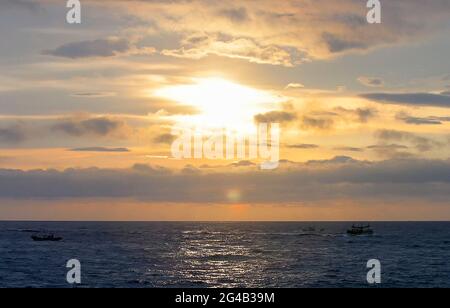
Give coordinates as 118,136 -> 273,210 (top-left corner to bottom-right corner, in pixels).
0,222 -> 449,288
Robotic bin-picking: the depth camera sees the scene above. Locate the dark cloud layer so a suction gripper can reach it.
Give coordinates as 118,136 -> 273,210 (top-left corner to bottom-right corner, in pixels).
0,124 -> 27,144
287,144 -> 319,149
0,158 -> 449,203
376,129 -> 442,152
153,133 -> 177,144
357,76 -> 384,88
367,144 -> 412,159
396,113 -> 450,125
0,117 -> 129,146
301,116 -> 334,130
254,111 -> 297,123
52,117 -> 124,137
42,37 -> 156,59
334,147 -> 364,152
360,93 -> 450,108
69,147 -> 130,152
43,38 -> 131,59
218,7 -> 249,23
322,32 -> 368,53
0,0 -> 39,11
335,107 -> 377,123
299,107 -> 377,131
306,156 -> 359,165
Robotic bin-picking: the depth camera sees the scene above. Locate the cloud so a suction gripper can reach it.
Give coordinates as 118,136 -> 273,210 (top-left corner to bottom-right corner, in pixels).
228,160 -> 256,167
307,156 -> 360,165
42,37 -> 156,59
301,116 -> 334,130
71,92 -> 117,98
355,108 -> 377,123
357,76 -> 384,88
52,117 -> 125,137
68,0 -> 450,66
285,83 -> 305,89
0,124 -> 28,144
375,129 -> 442,152
287,144 -> 319,149
367,144 -> 412,159
162,34 -> 303,67
299,107 -> 377,131
254,111 -> 297,123
0,0 -> 39,11
0,116 -> 134,146
153,133 -> 176,144
396,112 -> 450,125
334,107 -> 377,123
360,93 -> 450,108
69,147 -> 130,152
334,147 -> 364,152
368,144 -> 409,151
322,32 -> 369,53
217,7 -> 249,23
131,163 -> 171,175
2,158 -> 449,203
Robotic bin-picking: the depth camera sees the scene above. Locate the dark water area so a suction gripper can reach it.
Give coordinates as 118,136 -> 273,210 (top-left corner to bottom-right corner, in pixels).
0,222 -> 449,288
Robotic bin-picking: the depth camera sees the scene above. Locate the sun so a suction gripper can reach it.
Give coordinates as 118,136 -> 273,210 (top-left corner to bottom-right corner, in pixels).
154,77 -> 282,131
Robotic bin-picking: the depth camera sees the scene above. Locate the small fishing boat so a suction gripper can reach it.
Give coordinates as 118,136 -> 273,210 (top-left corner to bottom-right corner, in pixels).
31,234 -> 63,242
347,224 -> 374,235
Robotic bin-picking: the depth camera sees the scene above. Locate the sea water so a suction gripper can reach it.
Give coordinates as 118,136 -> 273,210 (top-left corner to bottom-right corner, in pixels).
0,222 -> 449,288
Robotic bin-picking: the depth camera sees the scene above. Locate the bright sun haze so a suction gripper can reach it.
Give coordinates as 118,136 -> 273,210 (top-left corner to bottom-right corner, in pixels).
155,77 -> 282,131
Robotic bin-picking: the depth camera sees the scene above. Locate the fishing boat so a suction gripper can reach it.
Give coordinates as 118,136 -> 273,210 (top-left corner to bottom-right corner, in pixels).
347,224 -> 374,235
31,234 -> 63,242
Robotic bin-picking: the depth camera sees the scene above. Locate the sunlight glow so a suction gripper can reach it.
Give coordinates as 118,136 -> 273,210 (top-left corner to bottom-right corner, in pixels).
154,78 -> 283,131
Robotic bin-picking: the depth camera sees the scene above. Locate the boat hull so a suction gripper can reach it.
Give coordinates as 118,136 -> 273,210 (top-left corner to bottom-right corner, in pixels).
31,236 -> 62,242
346,230 -> 374,236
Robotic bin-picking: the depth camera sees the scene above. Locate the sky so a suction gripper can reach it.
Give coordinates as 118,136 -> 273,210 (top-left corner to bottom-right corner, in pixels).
0,0 -> 450,221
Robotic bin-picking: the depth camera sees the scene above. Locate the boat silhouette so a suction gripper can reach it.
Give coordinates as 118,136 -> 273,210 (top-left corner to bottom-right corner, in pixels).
347,224 -> 374,235
31,234 -> 63,242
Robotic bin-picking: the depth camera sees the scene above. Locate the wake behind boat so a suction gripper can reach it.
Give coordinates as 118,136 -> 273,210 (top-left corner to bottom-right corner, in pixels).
31,234 -> 63,242
347,224 -> 374,236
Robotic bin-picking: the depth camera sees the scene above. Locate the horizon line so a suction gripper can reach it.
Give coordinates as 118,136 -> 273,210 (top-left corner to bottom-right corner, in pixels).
1,220 -> 449,223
